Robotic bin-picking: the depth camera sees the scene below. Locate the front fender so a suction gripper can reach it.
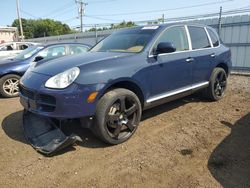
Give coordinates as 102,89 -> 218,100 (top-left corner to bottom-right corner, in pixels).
96,77 -> 146,100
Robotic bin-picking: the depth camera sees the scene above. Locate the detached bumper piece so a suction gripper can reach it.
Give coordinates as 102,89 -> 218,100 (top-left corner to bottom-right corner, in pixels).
23,111 -> 77,156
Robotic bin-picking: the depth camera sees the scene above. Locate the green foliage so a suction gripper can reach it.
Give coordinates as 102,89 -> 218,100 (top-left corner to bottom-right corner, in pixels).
87,21 -> 136,32
12,18 -> 72,39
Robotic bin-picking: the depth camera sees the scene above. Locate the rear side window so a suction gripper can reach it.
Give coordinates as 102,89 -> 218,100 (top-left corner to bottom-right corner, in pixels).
1,44 -> 14,51
37,45 -> 66,60
17,44 -> 29,50
207,28 -> 219,47
188,26 -> 211,50
69,45 -> 89,55
154,26 -> 189,52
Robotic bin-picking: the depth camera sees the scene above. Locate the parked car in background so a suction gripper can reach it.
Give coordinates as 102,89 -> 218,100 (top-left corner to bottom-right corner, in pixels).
19,23 -> 232,154
0,42 -> 39,59
0,43 -> 90,97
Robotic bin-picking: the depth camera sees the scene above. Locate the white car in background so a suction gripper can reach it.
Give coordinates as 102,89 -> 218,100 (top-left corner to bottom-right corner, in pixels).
0,42 -> 39,59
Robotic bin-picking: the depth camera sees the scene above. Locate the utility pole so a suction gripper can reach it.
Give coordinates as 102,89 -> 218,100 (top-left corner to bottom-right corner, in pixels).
218,6 -> 223,37
75,0 -> 88,32
16,0 -> 24,41
95,24 -> 98,44
162,14 -> 165,24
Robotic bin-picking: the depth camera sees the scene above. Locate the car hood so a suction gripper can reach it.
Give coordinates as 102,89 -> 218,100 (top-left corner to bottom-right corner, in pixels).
32,52 -> 134,76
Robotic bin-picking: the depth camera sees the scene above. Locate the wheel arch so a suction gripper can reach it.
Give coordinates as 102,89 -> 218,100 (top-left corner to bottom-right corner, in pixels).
99,79 -> 145,108
216,63 -> 229,76
0,72 -> 23,79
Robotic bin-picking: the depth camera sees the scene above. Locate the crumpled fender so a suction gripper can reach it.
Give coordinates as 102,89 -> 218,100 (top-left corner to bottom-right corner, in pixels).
22,110 -> 77,156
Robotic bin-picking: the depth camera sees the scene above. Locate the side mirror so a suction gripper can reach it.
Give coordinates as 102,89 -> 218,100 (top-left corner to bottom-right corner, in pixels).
34,56 -> 44,62
156,42 -> 176,55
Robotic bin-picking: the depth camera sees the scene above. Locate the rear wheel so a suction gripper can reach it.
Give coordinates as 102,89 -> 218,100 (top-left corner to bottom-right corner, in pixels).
0,74 -> 20,98
204,67 -> 227,101
93,88 -> 142,144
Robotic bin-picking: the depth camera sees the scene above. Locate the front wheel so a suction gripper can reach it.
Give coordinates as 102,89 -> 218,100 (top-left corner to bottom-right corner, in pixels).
93,88 -> 142,145
0,74 -> 21,98
205,67 -> 227,101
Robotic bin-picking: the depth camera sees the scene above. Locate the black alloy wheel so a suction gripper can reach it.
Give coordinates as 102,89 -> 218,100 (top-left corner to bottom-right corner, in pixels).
105,95 -> 139,140
214,71 -> 227,98
93,88 -> 142,144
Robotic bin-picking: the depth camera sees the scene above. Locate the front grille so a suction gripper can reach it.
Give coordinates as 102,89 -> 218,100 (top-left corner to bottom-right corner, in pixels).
37,94 -> 56,112
19,84 -> 56,112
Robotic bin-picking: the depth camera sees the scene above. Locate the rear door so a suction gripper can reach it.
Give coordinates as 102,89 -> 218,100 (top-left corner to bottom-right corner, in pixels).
187,26 -> 215,84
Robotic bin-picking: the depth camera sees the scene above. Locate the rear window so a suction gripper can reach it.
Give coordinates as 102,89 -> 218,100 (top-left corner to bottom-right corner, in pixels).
188,26 -> 211,50
207,28 -> 219,47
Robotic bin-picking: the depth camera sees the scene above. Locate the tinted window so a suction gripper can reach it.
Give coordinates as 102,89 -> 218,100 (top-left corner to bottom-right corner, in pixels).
69,45 -> 89,55
207,28 -> 219,47
188,26 -> 211,49
154,26 -> 189,52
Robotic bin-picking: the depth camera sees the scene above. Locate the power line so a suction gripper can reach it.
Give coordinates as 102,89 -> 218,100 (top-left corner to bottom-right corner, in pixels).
61,17 -> 79,23
42,0 -> 75,17
88,0 -> 234,16
85,15 -> 123,22
86,0 -> 118,4
49,6 -> 76,19
20,9 -> 39,19
71,7 -> 250,28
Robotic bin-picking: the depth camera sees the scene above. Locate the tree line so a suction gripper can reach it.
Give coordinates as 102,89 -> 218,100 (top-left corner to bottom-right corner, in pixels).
87,21 -> 136,32
12,19 -> 136,39
12,18 -> 72,39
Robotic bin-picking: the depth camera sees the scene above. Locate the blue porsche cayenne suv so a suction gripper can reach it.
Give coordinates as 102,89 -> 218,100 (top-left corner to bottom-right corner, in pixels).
19,23 -> 231,153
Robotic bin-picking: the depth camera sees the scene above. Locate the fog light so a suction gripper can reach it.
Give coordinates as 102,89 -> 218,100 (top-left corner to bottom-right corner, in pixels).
87,92 -> 98,103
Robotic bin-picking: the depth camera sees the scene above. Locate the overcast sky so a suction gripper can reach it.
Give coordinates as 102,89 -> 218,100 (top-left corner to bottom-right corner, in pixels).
1,0 -> 250,29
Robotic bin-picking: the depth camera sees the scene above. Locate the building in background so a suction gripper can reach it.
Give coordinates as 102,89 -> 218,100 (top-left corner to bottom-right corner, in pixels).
0,27 -> 18,43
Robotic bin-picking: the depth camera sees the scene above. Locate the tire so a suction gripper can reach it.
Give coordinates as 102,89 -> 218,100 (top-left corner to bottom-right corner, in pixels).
0,74 -> 21,98
204,67 -> 227,101
93,88 -> 142,145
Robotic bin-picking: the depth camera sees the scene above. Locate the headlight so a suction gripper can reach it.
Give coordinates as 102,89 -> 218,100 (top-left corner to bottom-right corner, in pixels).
45,67 -> 80,89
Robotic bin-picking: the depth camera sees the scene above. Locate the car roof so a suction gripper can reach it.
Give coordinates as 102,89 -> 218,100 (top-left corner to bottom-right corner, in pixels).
118,23 -> 211,32
0,41 -> 39,46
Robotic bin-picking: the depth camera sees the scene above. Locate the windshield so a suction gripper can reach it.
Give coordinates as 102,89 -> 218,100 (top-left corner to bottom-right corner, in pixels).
15,46 -> 44,60
90,27 -> 159,53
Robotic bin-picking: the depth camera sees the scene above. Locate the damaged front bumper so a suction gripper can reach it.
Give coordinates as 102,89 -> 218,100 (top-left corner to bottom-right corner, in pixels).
23,111 -> 79,156
19,71 -> 102,155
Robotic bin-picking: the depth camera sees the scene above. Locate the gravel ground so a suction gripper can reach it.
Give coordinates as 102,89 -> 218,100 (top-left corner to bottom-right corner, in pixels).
0,75 -> 249,188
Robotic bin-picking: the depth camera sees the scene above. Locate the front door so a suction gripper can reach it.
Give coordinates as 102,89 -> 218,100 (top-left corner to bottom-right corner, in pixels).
148,26 -> 193,102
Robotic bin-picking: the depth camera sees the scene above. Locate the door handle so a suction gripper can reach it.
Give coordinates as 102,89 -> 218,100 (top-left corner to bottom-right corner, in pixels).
186,57 -> 194,63
210,53 -> 216,58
